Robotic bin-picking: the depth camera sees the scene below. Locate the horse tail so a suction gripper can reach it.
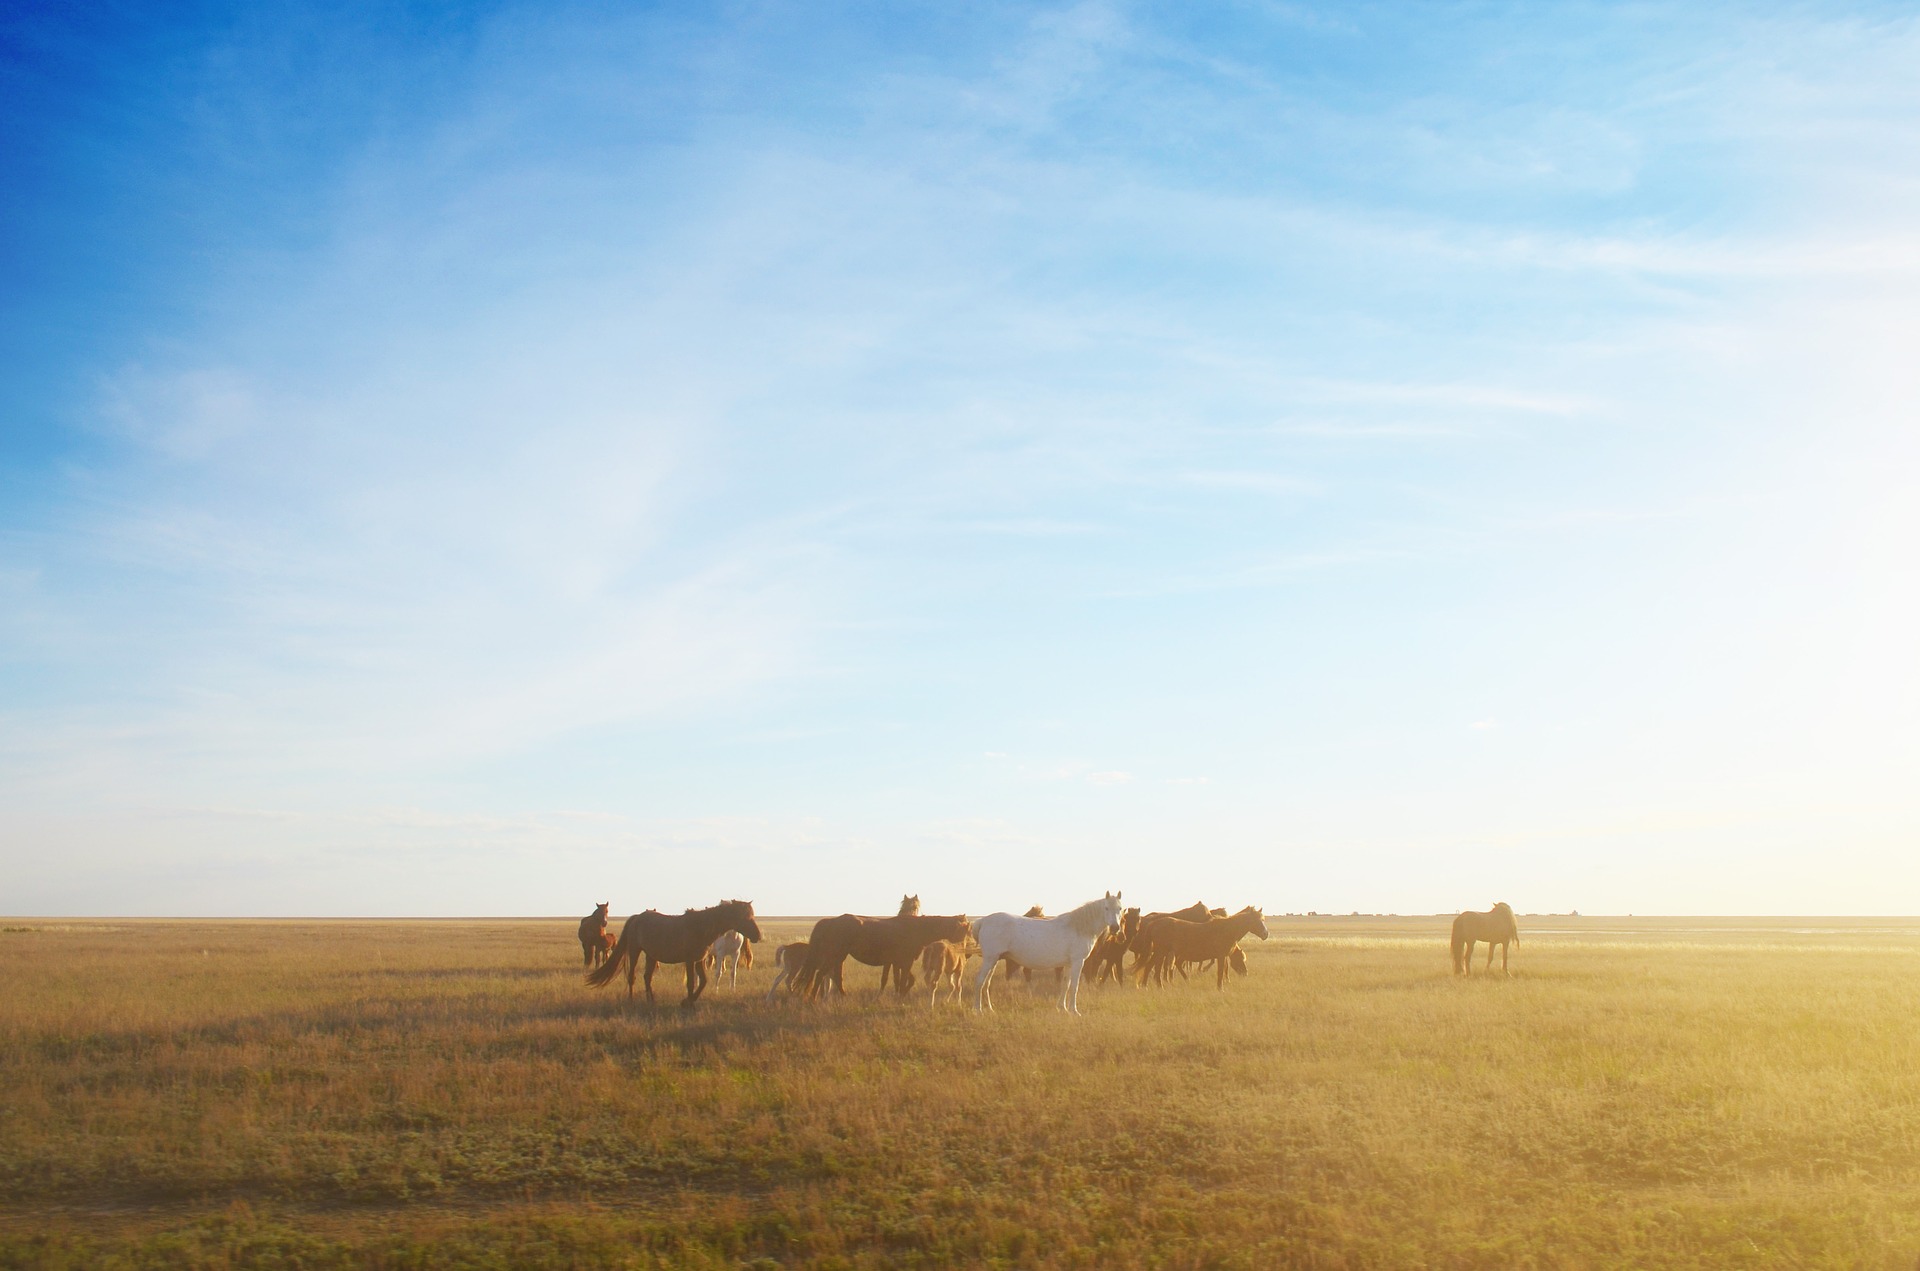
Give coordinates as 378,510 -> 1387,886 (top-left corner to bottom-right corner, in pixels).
586,921 -> 635,988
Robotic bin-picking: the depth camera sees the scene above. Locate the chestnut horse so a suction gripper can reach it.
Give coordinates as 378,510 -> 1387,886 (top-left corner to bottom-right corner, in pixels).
1081,906 -> 1140,986
586,900 -> 762,1006
578,902 -> 611,967
793,912 -> 969,1000
877,895 -> 923,992
765,941 -> 810,1001
919,938 -> 976,1007
1133,906 -> 1268,989
1126,902 -> 1218,983
1451,902 -> 1519,976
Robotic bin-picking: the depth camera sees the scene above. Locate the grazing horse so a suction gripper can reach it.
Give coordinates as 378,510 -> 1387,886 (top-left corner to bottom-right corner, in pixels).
765,941 -> 810,1001
1133,906 -> 1269,988
578,902 -> 611,967
1082,907 -> 1141,986
973,892 -> 1124,1014
707,929 -> 754,988
795,912 -> 971,1000
920,938 -> 976,1007
1452,903 -> 1519,976
586,900 -> 762,1006
1176,944 -> 1248,981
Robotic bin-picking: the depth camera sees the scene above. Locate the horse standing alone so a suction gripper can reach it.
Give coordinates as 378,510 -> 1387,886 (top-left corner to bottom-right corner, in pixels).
1451,903 -> 1519,976
972,892 -> 1123,1014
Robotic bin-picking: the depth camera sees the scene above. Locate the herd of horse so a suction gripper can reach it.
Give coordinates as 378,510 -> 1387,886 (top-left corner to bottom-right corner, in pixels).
573,896 -> 1523,1010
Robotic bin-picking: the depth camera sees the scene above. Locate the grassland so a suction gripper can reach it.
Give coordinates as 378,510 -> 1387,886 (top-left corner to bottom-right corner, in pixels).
3,915 -> 1920,1269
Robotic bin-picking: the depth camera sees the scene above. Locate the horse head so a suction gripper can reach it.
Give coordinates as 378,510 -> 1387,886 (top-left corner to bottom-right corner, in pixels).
1102,890 -> 1124,932
724,899 -> 763,943
898,894 -> 920,916
1240,905 -> 1270,940
593,901 -> 609,918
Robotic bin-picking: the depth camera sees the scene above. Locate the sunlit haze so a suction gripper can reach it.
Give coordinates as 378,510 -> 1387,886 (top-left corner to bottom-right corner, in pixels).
4,2 -> 1918,916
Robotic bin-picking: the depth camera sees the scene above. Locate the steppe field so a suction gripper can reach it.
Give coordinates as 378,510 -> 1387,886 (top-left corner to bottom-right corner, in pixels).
4,915 -> 1920,1270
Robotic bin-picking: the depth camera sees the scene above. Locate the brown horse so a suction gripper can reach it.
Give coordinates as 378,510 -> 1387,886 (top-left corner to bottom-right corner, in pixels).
578,901 -> 611,967
595,928 -> 617,966
793,912 -> 970,1000
586,900 -> 762,1006
1133,906 -> 1269,988
877,895 -> 924,992
920,938 -> 976,1007
1176,944 -> 1248,981
1452,903 -> 1519,976
1081,906 -> 1141,985
765,941 -> 810,1000
1125,902 -> 1217,981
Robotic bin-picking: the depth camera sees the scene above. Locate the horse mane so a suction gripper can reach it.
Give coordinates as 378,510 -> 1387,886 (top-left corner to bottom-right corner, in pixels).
683,898 -> 751,917
1062,896 -> 1112,937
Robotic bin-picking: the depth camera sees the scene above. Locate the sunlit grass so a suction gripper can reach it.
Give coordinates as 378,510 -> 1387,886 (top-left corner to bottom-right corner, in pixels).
3,916 -> 1919,1267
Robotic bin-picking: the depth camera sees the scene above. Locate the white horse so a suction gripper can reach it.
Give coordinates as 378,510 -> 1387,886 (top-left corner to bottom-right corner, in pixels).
972,892 -> 1123,1015
707,929 -> 753,988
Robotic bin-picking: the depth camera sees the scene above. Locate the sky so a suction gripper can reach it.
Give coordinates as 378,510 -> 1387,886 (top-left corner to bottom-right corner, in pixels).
2,0 -> 1918,917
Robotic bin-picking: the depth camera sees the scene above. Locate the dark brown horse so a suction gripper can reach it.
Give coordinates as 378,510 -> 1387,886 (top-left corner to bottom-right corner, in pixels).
1133,906 -> 1268,988
578,901 -> 611,967
793,912 -> 969,1000
1081,906 -> 1140,985
586,900 -> 762,1006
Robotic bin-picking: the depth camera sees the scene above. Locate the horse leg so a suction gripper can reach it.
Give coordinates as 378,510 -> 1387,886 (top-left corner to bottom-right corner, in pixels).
1486,943 -> 1495,974
685,958 -> 707,1007
1063,960 -> 1082,1014
625,950 -> 638,1001
643,955 -> 660,1005
1461,940 -> 1475,977
1499,941 -> 1509,976
973,957 -> 993,1012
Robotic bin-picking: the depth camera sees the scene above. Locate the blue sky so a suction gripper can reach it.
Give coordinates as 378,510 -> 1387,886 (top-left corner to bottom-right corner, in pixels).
3,1 -> 1918,916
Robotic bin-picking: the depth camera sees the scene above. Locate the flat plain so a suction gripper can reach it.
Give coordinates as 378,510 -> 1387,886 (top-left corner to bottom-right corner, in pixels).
3,914 -> 1919,1269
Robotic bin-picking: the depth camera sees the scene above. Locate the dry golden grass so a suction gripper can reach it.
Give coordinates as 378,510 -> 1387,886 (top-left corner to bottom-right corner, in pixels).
4,915 -> 1920,1268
